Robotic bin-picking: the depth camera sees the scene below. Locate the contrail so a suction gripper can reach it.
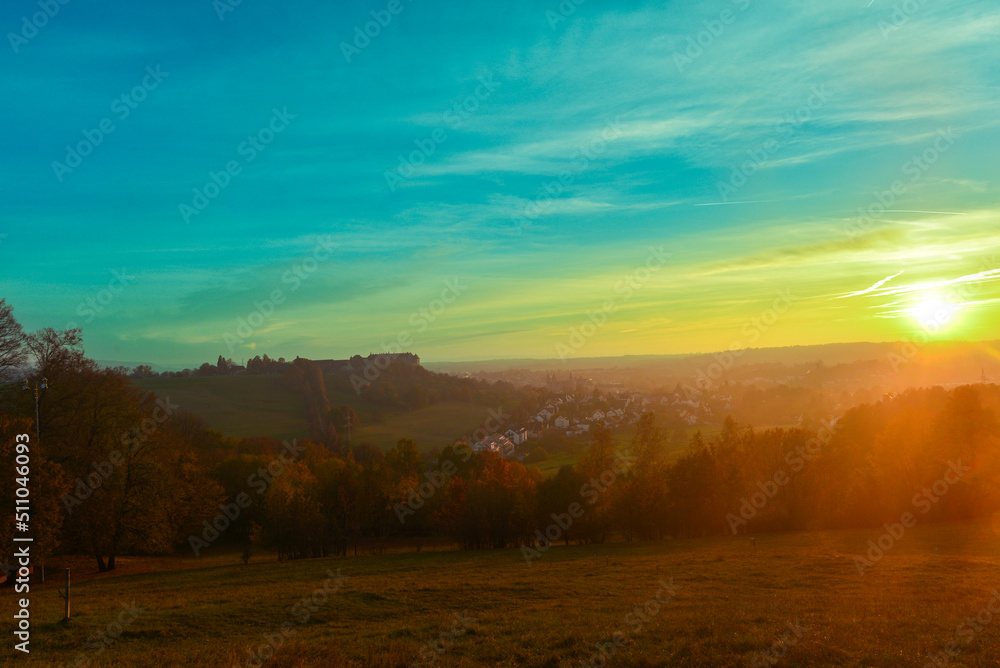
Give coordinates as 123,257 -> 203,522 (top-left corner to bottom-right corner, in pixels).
838,270 -> 905,299
879,210 -> 967,216
695,199 -> 783,207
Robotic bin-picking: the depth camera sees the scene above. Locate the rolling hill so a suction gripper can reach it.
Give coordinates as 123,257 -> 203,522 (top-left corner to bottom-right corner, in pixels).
133,364 -> 546,453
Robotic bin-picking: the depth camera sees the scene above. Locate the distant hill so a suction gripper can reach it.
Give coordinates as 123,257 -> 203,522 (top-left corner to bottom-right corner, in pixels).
95,360 -> 177,373
424,340 -> 1000,375
133,358 -> 550,451
130,339 -> 1000,450
133,375 -> 309,442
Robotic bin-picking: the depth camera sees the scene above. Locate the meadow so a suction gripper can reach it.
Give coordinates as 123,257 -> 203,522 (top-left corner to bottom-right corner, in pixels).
6,521 -> 1000,666
134,375 -> 309,442
134,377 -> 512,453
134,375 -> 586,473
132,374 -> 736,477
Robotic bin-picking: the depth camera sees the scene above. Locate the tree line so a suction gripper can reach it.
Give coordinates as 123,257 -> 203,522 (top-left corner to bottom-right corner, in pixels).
194,383 -> 1000,564
3,297 -> 1000,575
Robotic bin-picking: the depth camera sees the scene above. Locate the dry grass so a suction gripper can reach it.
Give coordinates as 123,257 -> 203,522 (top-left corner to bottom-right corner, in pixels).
5,520 -> 1000,666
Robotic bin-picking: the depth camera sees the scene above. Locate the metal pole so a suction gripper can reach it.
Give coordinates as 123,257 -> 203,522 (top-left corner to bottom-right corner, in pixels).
64,569 -> 70,621
34,385 -> 40,440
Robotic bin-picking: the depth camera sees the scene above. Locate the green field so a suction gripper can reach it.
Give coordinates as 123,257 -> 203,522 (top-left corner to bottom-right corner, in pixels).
530,451 -> 581,477
134,375 -> 309,442
131,376 -> 793,470
353,400 -> 502,452
132,377 -> 498,450
8,522 -> 1000,666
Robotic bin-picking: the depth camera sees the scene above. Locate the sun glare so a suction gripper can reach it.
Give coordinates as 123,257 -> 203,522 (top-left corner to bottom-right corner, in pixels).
910,296 -> 960,332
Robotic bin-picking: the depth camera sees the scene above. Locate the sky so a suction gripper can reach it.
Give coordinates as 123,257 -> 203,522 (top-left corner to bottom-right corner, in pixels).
1,0 -> 999,367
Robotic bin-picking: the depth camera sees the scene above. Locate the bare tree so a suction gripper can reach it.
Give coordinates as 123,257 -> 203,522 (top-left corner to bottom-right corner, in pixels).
23,327 -> 83,375
0,299 -> 26,380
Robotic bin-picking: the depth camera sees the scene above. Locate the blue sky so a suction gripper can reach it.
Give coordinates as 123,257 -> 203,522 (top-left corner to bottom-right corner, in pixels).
1,0 -> 999,366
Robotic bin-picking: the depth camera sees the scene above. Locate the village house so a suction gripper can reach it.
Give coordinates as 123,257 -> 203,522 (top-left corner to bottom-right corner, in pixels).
474,433 -> 516,456
504,426 -> 528,445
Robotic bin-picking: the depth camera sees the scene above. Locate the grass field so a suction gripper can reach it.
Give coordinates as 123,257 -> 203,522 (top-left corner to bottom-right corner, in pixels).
132,377 -> 515,452
134,375 -> 309,442
531,451 -> 581,477
353,400 -> 501,452
130,375 -> 760,463
7,521 -> 1000,666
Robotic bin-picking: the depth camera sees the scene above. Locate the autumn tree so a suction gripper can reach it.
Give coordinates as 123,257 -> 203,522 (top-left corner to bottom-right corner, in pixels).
574,427 -> 617,542
620,413 -> 670,539
27,328 -> 220,571
440,451 -> 537,549
286,358 -> 334,447
262,461 -> 323,560
536,465 -> 583,546
0,414 -> 68,582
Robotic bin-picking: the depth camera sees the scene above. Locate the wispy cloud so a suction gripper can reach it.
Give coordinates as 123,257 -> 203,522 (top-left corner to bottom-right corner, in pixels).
839,271 -> 906,298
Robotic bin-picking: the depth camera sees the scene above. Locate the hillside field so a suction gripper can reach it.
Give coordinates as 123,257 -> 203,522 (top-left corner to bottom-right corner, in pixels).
134,375 -> 310,442
131,375 -> 795,477
132,376 -> 501,452
7,522 -> 1000,666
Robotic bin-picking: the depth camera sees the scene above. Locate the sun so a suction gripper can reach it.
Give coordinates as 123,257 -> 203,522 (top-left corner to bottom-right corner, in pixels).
909,296 -> 960,332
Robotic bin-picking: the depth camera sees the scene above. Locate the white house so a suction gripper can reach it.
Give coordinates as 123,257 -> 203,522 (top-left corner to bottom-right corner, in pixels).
474,433 -> 516,456
554,415 -> 570,429
505,426 -> 528,445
